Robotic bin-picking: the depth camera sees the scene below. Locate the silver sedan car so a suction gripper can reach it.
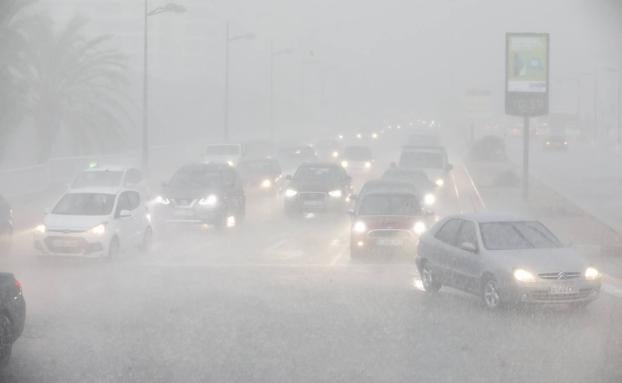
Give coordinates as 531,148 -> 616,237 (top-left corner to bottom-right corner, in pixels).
416,214 -> 601,309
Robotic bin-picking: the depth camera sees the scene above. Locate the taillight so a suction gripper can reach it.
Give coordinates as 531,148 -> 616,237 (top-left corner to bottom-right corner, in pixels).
15,279 -> 22,293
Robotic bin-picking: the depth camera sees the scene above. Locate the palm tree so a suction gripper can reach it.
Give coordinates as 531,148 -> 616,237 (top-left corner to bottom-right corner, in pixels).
0,0 -> 40,159
27,16 -> 133,161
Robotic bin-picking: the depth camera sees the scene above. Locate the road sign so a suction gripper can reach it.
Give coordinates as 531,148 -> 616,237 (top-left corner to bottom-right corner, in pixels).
505,33 -> 549,117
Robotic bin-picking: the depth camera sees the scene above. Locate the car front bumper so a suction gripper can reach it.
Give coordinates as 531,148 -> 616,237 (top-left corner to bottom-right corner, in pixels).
34,232 -> 110,258
502,279 -> 601,304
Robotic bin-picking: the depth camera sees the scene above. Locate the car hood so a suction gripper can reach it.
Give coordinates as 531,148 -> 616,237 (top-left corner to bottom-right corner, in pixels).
164,185 -> 222,200
357,215 -> 418,230
45,214 -> 108,232
291,180 -> 341,192
492,247 -> 589,273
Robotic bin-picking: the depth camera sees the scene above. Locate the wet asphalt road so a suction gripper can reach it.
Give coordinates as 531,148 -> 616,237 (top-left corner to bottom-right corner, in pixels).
1,164 -> 622,383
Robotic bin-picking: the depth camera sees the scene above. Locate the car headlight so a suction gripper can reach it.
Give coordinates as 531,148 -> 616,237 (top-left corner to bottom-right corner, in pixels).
341,160 -> 349,168
513,268 -> 536,283
89,223 -> 107,236
585,267 -> 600,281
155,196 -> 170,205
332,151 -> 340,158
35,224 -> 46,234
435,178 -> 445,187
371,133 -> 378,139
364,162 -> 372,169
329,190 -> 343,199
352,221 -> 367,234
423,193 -> 436,206
199,194 -> 219,207
285,188 -> 298,198
546,141 -> 551,146
261,179 -> 273,189
227,160 -> 235,167
413,221 -> 427,235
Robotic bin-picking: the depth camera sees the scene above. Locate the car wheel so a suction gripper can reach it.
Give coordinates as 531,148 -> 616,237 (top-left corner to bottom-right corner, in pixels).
140,228 -> 153,253
421,262 -> 441,293
482,277 -> 502,309
0,314 -> 13,368
108,237 -> 120,259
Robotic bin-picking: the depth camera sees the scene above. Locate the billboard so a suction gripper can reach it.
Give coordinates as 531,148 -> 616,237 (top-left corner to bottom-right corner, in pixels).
505,33 -> 549,116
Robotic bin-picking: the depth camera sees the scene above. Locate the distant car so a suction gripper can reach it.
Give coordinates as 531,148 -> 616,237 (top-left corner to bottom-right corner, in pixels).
382,168 -> 436,203
283,163 -> 352,217
238,158 -> 282,194
156,163 -> 245,229
350,190 -> 430,259
204,144 -> 243,167
278,145 -> 318,174
416,214 -> 601,309
398,146 -> 452,188
0,196 -> 13,254
241,140 -> 275,160
341,146 -> 373,172
358,179 -> 436,209
71,167 -> 147,195
34,188 -> 152,258
0,272 -> 25,368
543,135 -> 568,151
314,139 -> 343,162
469,136 -> 507,162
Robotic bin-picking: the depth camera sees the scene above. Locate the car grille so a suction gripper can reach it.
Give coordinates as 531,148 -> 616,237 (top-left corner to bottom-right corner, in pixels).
173,198 -> 195,207
528,288 -> 594,302
45,237 -> 86,254
538,272 -> 582,280
300,193 -> 326,202
369,230 -> 411,238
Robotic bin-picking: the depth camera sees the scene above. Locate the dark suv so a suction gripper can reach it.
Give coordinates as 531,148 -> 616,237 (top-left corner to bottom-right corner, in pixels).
156,163 -> 245,229
283,163 -> 352,217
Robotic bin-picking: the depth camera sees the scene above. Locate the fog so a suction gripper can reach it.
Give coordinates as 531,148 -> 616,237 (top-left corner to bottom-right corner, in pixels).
1,0 -> 622,382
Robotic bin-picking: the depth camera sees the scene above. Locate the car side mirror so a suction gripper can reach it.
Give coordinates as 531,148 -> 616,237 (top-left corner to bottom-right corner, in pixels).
118,209 -> 132,219
347,208 -> 355,216
446,164 -> 454,171
460,241 -> 478,253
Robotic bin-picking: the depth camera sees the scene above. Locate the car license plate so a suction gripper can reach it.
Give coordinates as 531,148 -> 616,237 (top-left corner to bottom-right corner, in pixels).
377,238 -> 403,247
175,209 -> 194,217
52,238 -> 79,248
550,285 -> 576,295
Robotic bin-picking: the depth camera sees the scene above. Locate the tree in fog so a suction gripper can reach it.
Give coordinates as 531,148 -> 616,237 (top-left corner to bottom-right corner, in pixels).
27,16 -> 133,161
0,0 -> 39,160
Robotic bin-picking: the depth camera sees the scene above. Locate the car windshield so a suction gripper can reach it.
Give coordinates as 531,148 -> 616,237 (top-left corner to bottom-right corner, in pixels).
383,169 -> 431,185
358,194 -> 421,216
52,193 -> 115,216
399,151 -> 444,169
239,161 -> 277,174
294,166 -> 340,183
71,171 -> 124,188
170,167 -> 221,188
480,221 -> 562,250
344,147 -> 372,161
206,145 -> 240,156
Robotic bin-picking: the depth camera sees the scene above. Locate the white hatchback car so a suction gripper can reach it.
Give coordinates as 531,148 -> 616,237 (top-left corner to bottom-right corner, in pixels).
34,188 -> 152,258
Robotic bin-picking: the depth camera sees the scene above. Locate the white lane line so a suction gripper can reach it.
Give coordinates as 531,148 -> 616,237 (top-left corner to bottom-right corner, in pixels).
450,173 -> 463,214
603,283 -> 622,298
462,164 -> 487,210
264,239 -> 288,253
329,250 -> 347,267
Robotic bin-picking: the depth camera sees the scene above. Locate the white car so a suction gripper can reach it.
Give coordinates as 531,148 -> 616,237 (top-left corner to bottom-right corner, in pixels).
398,146 -> 453,188
34,188 -> 152,258
204,144 -> 243,167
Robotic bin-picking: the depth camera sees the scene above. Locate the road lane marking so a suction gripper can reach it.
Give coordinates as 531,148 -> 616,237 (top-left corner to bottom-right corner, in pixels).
265,239 -> 288,253
329,250 -> 347,267
462,164 -> 487,210
603,283 -> 622,298
450,173 -> 463,213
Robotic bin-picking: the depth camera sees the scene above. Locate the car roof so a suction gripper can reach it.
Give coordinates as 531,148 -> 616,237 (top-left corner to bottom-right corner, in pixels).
81,167 -> 132,173
64,187 -> 124,195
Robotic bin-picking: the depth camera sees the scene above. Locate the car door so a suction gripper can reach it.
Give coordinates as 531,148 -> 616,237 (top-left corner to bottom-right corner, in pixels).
431,219 -> 462,285
126,191 -> 145,245
450,220 -> 482,293
114,192 -> 133,245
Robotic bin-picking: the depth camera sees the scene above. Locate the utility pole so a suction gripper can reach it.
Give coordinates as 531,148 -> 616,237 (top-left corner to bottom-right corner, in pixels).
142,0 -> 149,172
224,21 -> 230,143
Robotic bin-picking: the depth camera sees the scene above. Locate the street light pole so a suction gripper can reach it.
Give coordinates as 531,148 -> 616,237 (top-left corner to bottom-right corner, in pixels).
141,1 -> 185,173
142,0 -> 149,172
224,21 -> 231,143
